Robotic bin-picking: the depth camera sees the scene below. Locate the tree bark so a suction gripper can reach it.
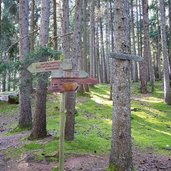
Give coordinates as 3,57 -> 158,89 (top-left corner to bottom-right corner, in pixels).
53,0 -> 58,50
169,0 -> 171,71
90,0 -> 95,78
109,0 -> 133,170
98,0 -> 107,83
30,0 -> 50,139
131,0 -> 138,82
139,0 -> 149,93
82,0 -> 89,92
64,0 -> 83,141
18,0 -> 32,129
61,0 -> 70,60
159,0 -> 171,104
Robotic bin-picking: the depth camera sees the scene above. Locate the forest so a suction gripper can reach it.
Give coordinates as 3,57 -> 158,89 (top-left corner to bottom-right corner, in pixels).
0,0 -> 171,171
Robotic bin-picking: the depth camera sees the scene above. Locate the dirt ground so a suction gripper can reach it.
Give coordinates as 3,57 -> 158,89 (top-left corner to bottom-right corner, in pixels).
0,110 -> 171,171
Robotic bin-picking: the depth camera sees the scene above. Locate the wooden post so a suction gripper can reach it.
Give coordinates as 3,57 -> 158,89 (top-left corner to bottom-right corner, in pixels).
59,92 -> 66,171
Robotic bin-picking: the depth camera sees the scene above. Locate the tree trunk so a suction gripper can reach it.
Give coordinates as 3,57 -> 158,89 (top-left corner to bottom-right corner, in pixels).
30,0 -> 50,139
109,0 -> 114,100
18,0 -> 32,129
139,0 -> 149,94
82,0 -> 89,92
53,0 -> 58,50
109,0 -> 133,170
90,0 -> 95,78
131,0 -> 138,82
64,0 -> 83,141
98,0 -> 107,83
30,0 -> 35,52
169,0 -> 171,71
61,0 -> 70,60
143,0 -> 154,92
159,0 -> 171,104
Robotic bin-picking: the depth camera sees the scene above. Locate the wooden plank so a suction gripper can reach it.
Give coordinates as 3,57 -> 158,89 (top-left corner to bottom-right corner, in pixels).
109,52 -> 143,61
27,60 -> 72,73
51,70 -> 89,78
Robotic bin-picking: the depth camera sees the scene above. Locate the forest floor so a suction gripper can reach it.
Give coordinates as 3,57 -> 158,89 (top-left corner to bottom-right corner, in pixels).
0,82 -> 171,171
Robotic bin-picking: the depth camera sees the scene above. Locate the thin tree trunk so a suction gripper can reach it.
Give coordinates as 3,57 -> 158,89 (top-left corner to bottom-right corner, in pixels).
139,0 -> 149,94
109,0 -> 114,100
53,0 -> 58,50
30,0 -> 50,139
83,0 -> 89,92
90,0 -> 95,78
168,0 -> 171,71
2,72 -> 6,92
18,0 -> 32,128
131,0 -> 138,82
65,0 -> 83,141
98,0 -> 107,83
159,0 -> 171,104
109,0 -> 133,170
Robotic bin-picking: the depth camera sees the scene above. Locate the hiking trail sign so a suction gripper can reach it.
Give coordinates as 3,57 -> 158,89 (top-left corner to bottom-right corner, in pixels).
27,59 -> 98,171
27,60 -> 72,73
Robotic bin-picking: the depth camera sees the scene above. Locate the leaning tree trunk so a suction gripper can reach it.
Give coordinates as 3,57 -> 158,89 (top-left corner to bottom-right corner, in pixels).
30,0 -> 50,139
159,0 -> 171,104
109,0 -> 133,170
18,0 -> 32,129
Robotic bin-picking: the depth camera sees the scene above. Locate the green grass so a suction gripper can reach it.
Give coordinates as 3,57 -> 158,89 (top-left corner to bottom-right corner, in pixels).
1,81 -> 171,161
0,101 -> 18,115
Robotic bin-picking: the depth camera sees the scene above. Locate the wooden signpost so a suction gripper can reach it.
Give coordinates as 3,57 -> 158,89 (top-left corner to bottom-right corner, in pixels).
28,59 -> 98,171
27,60 -> 72,73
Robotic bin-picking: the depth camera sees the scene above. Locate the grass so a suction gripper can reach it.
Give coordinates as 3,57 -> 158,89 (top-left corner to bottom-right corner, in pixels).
1,81 -> 171,161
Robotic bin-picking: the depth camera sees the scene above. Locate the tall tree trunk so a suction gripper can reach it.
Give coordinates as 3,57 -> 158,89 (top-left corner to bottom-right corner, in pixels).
109,0 -> 133,170
169,0 -> 171,71
109,0 -> 114,100
18,0 -> 32,128
90,0 -> 95,78
82,0 -> 89,92
143,0 -> 154,92
64,0 -> 83,141
131,0 -> 138,82
159,0 -> 171,104
29,0 -> 35,94
139,0 -> 149,93
53,0 -> 58,50
61,0 -> 70,60
156,34 -> 162,80
61,0 -> 73,141
30,0 -> 50,139
98,0 -> 107,83
30,0 -> 35,52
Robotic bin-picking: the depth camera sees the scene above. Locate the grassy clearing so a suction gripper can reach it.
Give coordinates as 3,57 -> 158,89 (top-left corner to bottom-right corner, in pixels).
1,81 -> 171,161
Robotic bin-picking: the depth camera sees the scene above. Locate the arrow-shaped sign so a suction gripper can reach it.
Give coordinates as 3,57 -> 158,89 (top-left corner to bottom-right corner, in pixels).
27,60 -> 72,73
51,70 -> 89,78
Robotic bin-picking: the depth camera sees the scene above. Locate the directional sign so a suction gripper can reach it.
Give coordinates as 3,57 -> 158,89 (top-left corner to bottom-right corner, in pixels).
27,60 -> 72,73
51,70 -> 89,78
51,78 -> 99,85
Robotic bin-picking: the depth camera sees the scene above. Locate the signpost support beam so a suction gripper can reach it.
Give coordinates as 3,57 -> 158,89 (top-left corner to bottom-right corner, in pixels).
59,92 -> 66,171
